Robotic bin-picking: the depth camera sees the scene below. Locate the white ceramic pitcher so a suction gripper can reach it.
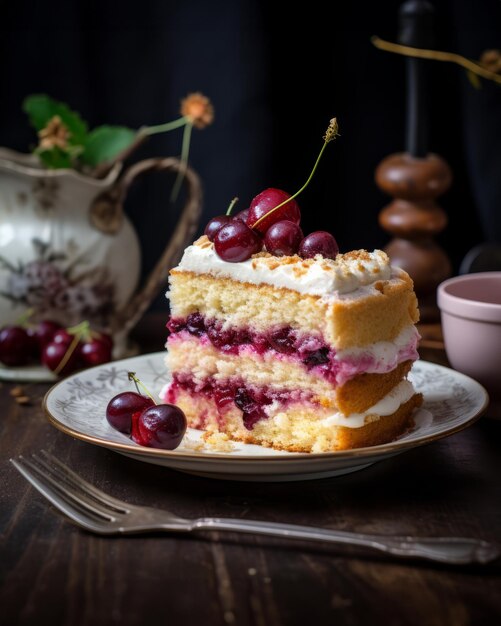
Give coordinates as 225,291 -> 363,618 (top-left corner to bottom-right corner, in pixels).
0,148 -> 202,356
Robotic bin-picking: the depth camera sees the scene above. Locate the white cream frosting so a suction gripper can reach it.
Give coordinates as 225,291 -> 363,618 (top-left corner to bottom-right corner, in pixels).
320,380 -> 416,428
176,238 -> 392,296
335,326 -> 420,370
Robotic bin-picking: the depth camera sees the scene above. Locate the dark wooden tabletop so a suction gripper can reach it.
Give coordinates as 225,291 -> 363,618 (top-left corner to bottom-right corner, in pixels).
1,315 -> 501,626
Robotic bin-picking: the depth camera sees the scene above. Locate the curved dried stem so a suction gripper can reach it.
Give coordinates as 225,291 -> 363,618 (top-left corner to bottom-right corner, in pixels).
371,36 -> 501,85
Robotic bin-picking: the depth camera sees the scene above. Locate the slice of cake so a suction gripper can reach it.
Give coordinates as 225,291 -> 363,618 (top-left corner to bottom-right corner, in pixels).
161,235 -> 423,453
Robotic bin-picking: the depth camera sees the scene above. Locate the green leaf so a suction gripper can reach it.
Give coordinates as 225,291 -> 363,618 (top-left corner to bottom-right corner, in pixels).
36,147 -> 74,169
22,94 -> 88,144
80,125 -> 136,167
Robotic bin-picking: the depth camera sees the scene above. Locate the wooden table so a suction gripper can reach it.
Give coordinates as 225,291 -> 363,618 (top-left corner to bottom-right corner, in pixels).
1,315 -> 501,626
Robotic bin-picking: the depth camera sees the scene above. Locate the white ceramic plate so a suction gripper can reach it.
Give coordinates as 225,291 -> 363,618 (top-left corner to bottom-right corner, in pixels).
43,352 -> 488,482
0,362 -> 57,383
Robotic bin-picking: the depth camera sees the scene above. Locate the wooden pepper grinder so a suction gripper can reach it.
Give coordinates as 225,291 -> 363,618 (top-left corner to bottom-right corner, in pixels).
375,0 -> 452,322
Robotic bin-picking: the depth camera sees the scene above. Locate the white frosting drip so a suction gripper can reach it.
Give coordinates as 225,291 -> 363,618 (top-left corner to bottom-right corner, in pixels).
176,239 -> 392,296
320,380 -> 416,428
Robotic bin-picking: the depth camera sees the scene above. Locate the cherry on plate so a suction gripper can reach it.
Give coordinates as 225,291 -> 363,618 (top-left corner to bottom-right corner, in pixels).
52,329 -> 74,346
0,326 -> 34,366
28,319 -> 62,351
41,341 -> 81,376
81,338 -> 112,366
106,391 -> 155,434
132,404 -> 187,450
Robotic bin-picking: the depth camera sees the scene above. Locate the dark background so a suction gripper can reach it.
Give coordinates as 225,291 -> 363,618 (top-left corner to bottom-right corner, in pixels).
1,0 -> 500,311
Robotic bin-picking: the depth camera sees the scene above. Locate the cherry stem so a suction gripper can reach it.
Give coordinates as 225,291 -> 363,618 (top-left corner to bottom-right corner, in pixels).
53,321 -> 92,376
53,333 -> 81,376
67,320 -> 91,343
16,308 -> 34,328
128,372 -> 157,404
225,197 -> 239,216
251,119 -> 338,230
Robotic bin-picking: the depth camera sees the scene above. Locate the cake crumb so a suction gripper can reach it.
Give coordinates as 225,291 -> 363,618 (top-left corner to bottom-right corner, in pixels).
15,396 -> 31,405
292,265 -> 308,277
180,438 -> 205,452
10,386 -> 31,405
202,431 -> 235,452
248,568 -> 257,576
194,235 -> 209,246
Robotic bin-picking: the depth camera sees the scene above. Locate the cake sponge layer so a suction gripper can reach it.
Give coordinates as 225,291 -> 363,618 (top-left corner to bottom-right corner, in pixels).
168,269 -> 419,350
170,386 -> 422,452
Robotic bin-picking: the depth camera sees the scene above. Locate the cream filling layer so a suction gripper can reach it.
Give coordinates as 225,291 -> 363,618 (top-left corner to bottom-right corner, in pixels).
334,325 -> 419,382
166,324 -> 419,385
319,380 -> 416,428
175,239 -> 391,296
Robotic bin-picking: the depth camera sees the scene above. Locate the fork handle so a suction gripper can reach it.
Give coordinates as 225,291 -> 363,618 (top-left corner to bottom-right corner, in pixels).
193,518 -> 499,565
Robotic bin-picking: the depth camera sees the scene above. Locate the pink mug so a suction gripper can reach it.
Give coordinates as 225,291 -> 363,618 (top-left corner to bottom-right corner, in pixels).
437,272 -> 501,418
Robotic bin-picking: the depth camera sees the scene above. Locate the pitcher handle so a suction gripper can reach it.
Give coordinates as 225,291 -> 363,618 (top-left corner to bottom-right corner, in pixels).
111,157 -> 202,337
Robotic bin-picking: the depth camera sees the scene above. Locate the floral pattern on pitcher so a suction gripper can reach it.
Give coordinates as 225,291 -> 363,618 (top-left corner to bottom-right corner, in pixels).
0,237 -> 115,329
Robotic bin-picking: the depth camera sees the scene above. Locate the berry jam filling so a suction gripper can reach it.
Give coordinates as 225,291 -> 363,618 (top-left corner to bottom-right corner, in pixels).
167,314 -> 332,369
168,375 -> 312,430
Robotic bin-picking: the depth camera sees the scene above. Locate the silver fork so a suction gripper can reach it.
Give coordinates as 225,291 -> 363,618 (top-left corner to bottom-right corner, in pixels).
10,451 -> 500,565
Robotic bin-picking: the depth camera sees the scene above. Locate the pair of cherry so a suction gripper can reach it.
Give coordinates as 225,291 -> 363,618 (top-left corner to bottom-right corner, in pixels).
205,188 -> 339,262
106,374 -> 186,450
0,318 -> 112,375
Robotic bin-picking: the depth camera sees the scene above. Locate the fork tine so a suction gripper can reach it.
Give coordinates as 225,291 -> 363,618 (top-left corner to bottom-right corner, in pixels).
12,456 -> 116,521
10,457 -> 113,534
37,450 -> 130,513
31,454 -> 122,519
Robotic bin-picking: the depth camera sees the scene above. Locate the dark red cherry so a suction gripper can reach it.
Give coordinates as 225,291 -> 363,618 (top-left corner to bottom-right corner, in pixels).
52,329 -> 74,346
268,327 -> 297,354
81,339 -> 112,367
0,326 -> 34,366
232,208 -> 249,223
28,319 -> 62,350
299,231 -> 339,260
106,392 -> 154,434
131,410 -> 146,444
133,404 -> 187,450
264,220 -> 304,256
214,220 -> 262,262
246,188 -> 301,235
204,215 -> 232,242
41,340 -> 81,376
95,331 -> 113,350
186,312 -> 205,336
